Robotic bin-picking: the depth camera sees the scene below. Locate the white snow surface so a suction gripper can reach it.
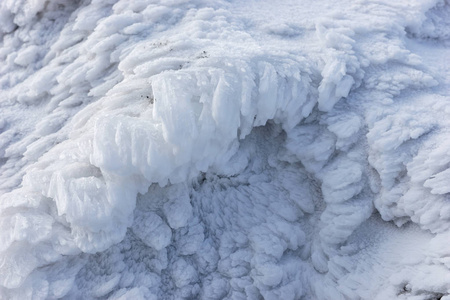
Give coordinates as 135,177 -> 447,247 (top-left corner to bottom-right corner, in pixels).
0,0 -> 450,299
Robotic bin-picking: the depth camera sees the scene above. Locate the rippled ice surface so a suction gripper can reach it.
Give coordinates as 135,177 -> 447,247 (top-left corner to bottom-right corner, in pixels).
0,0 -> 450,299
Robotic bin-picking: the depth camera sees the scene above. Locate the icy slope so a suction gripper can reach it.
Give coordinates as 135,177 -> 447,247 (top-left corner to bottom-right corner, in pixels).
0,0 -> 449,299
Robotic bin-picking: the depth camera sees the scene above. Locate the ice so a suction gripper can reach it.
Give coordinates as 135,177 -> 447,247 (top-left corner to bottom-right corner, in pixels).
316,21 -> 362,112
321,158 -> 363,203
424,168 -> 450,195
132,210 -> 172,251
13,45 -> 41,67
1,0 -> 450,299
91,273 -> 121,298
162,184 -> 192,229
111,286 -> 157,300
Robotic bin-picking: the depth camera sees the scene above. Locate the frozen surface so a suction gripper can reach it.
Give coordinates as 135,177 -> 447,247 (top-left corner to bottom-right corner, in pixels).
0,0 -> 450,299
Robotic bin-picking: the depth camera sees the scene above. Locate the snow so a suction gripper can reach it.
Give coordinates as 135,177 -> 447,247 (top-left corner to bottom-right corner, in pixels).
0,0 -> 449,299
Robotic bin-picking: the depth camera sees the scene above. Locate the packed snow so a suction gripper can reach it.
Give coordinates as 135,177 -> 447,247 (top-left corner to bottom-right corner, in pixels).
0,0 -> 450,299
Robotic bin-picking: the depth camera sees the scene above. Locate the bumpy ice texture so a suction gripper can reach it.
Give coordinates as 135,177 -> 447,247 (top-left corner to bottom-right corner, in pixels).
0,0 -> 450,299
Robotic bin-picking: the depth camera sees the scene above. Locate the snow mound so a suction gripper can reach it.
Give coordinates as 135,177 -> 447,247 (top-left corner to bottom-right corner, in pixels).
0,0 -> 449,299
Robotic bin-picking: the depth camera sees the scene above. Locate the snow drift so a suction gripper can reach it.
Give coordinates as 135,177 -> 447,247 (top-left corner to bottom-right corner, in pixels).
0,0 -> 450,299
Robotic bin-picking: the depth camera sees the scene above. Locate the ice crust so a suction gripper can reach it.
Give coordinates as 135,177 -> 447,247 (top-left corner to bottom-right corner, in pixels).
0,0 -> 450,299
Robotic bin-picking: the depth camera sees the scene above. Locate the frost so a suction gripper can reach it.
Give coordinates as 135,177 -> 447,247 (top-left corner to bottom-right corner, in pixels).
0,0 -> 450,299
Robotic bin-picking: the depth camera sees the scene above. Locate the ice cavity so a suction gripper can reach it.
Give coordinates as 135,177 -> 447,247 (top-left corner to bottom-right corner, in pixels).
0,12 -> 316,296
0,0 -> 450,299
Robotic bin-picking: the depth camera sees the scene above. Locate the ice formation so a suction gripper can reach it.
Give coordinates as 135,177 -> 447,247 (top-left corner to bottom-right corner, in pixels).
0,0 -> 450,299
